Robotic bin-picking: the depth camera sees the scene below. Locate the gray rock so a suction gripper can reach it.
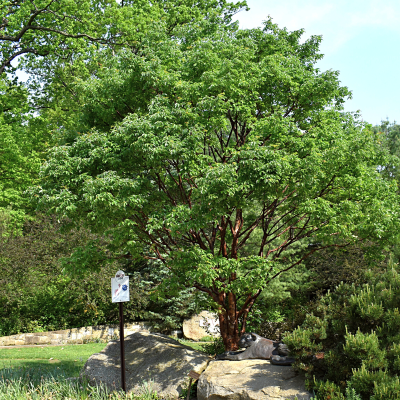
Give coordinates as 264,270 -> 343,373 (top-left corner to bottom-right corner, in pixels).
197,360 -> 312,400
183,311 -> 220,340
80,331 -> 210,397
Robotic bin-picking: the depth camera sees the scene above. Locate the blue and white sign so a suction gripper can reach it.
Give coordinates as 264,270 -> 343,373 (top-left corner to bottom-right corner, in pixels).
111,270 -> 130,303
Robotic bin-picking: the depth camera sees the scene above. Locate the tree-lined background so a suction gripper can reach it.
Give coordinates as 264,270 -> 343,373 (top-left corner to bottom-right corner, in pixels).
1,1 -> 400,398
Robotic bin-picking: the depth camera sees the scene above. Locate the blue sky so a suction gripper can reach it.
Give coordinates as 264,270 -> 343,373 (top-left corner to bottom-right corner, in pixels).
233,0 -> 400,126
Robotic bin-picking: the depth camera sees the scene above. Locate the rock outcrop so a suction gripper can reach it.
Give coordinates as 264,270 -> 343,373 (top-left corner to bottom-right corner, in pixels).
183,311 -> 220,340
81,332 -> 210,397
197,359 -> 311,400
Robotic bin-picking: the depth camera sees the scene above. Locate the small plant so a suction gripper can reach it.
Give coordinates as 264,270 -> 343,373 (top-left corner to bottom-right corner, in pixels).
139,379 -> 158,400
179,379 -> 197,399
201,336 -> 225,356
345,383 -> 362,400
199,336 -> 214,342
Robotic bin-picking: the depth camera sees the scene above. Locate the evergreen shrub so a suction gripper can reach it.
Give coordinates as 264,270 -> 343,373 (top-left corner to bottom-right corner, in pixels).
284,266 -> 400,399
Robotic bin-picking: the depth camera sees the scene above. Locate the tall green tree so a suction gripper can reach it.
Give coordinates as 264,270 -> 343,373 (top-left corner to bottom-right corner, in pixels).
34,21 -> 399,351
1,0 -> 246,75
1,0 -> 246,223
372,120 -> 400,184
0,0 -> 246,127
0,76 -> 46,228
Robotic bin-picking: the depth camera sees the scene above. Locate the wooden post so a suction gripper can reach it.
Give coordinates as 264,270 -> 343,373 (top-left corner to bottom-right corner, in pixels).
187,370 -> 201,400
186,378 -> 193,400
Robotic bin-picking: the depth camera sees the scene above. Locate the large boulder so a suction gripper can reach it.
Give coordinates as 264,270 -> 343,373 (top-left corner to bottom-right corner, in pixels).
197,360 -> 312,400
183,311 -> 220,340
81,332 -> 210,397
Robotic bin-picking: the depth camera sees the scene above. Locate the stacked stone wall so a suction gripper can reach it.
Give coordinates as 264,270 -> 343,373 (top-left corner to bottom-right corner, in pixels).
0,322 -> 153,346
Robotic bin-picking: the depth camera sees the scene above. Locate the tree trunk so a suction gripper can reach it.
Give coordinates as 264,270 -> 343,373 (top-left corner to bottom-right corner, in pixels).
216,290 -> 259,351
219,292 -> 240,351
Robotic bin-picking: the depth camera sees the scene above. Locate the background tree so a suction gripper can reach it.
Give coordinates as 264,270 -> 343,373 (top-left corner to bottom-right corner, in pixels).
1,0 -> 246,74
0,75 -> 49,229
0,0 -> 247,225
34,21 -> 399,351
0,0 -> 246,136
372,120 -> 400,184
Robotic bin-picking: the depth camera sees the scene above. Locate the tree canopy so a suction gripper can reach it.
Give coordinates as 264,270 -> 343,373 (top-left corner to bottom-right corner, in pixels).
0,0 -> 246,226
34,21 -> 399,350
0,0 -> 246,74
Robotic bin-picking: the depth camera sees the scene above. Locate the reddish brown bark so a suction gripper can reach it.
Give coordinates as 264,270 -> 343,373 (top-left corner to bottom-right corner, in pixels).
216,290 -> 261,351
218,292 -> 240,351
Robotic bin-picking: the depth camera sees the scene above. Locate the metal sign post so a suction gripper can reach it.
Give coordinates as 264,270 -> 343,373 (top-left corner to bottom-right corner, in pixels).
111,270 -> 130,393
119,302 -> 126,392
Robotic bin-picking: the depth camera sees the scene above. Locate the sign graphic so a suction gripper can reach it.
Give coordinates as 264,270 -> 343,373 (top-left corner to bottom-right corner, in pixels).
111,271 -> 130,303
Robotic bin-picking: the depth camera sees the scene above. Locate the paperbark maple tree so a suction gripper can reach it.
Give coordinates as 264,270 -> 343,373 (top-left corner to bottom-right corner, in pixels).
35,21 -> 399,350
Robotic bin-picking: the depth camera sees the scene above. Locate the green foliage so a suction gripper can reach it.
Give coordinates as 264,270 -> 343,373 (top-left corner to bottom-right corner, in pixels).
370,376 -> 400,400
345,383 -> 363,400
33,18 -> 400,349
1,0 -> 247,149
1,0 -> 247,74
304,243 -> 385,295
130,258 -> 210,332
243,266 -> 311,339
312,380 -> 345,400
0,215 -> 145,335
344,329 -> 386,370
200,336 -> 225,355
0,77 -> 46,229
0,214 -> 208,336
0,0 -> 247,230
372,120 -> 400,185
310,381 -> 362,400
284,265 -> 400,399
371,120 -> 400,266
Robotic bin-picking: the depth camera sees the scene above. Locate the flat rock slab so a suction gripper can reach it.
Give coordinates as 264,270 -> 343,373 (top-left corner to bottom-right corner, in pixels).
198,360 -> 311,400
80,332 -> 210,398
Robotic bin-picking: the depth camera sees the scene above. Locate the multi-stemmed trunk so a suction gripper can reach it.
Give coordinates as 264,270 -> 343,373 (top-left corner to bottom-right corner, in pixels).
218,292 -> 240,351
216,290 -> 261,351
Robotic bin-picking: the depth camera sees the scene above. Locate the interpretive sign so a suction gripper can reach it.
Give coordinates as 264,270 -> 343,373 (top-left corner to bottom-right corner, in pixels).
111,270 -> 130,303
188,370 -> 201,380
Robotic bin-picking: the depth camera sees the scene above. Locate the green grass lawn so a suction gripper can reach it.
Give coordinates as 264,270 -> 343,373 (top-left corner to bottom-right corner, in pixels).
177,337 -> 224,355
177,339 -> 207,352
0,339 -> 209,399
0,343 -> 107,380
0,342 -> 144,399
